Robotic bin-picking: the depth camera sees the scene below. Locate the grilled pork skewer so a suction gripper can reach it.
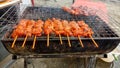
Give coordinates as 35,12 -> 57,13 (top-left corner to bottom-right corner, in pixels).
32,20 -> 43,49
11,19 -> 28,48
21,20 -> 35,48
69,21 -> 84,47
62,6 -> 80,15
62,20 -> 72,47
52,18 -> 64,45
77,21 -> 98,47
62,6 -> 76,15
44,19 -> 54,47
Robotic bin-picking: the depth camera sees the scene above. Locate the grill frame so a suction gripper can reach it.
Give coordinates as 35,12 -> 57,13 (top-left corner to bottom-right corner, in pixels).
1,6 -> 120,56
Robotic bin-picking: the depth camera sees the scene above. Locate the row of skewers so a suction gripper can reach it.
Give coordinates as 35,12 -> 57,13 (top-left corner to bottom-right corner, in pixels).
62,6 -> 88,16
11,18 -> 98,49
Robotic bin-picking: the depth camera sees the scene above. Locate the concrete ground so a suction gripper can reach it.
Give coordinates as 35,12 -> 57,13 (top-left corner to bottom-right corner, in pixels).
0,0 -> 120,68
0,55 -> 112,68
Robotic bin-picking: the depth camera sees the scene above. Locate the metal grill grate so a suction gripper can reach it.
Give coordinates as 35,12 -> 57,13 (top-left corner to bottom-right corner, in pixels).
1,5 -> 120,38
0,4 -> 20,37
20,7 -> 119,38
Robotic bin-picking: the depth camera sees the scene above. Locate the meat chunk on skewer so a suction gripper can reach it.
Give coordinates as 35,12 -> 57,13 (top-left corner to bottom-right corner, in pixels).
11,19 -> 28,38
62,7 -> 75,15
62,20 -> 73,36
11,19 -> 35,38
44,19 -> 54,35
25,20 -> 35,37
52,18 -> 64,35
69,21 -> 83,37
77,21 -> 94,37
62,6 -> 83,15
32,20 -> 44,36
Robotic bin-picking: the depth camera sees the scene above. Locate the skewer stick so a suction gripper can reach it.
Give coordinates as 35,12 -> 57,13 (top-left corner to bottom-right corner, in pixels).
22,35 -> 28,48
11,35 -> 18,48
32,35 -> 37,49
59,34 -> 63,45
67,34 -> 71,47
89,35 -> 99,48
78,36 -> 84,47
47,34 -> 49,47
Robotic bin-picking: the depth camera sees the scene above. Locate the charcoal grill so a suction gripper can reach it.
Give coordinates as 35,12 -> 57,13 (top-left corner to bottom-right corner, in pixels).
1,5 -> 120,57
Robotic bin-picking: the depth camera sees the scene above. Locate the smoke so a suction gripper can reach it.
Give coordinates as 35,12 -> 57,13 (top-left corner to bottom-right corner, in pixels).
72,0 -> 108,23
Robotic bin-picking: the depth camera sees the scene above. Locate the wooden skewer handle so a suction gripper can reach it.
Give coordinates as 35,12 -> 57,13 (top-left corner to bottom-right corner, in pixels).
47,34 -> 49,47
11,35 -> 18,48
78,36 -> 84,47
90,35 -> 99,47
59,34 -> 63,45
22,35 -> 28,48
67,34 -> 71,47
32,36 -> 37,49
